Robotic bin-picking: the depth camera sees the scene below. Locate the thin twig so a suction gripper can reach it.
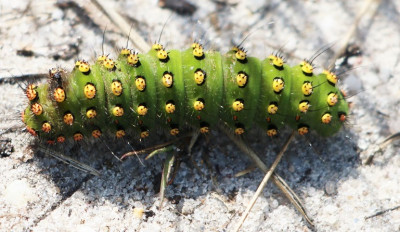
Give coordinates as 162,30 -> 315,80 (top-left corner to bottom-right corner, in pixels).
233,131 -> 295,232
234,165 -> 256,177
365,205 -> 400,220
380,132 -> 400,148
39,145 -> 100,176
364,132 -> 400,165
220,125 -> 314,227
0,73 -> 47,84
91,0 -> 151,52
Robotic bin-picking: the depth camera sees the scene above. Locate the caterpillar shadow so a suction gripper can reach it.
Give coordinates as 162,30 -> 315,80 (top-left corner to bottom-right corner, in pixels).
32,126 -> 360,224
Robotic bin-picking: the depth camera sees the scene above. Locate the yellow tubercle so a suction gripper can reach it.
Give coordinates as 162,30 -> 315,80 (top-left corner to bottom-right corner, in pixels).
162,73 -> 173,87
84,83 -> 96,99
53,87 -> 66,103
298,126 -> 309,135
298,101 -> 310,113
73,132 -> 84,141
78,60 -> 90,73
140,130 -> 149,138
321,113 -> 332,124
112,106 -> 124,117
63,113 -> 74,125
165,102 -> 176,114
120,48 -> 130,56
152,43 -> 163,50
266,128 -> 277,137
41,122 -> 51,133
157,49 -> 168,60
92,129 -> 102,138
232,100 -> 244,112
268,55 -> 284,67
235,48 -> 246,61
86,108 -> 97,119
301,82 -> 313,96
137,105 -> 148,116
26,84 -> 37,101
327,93 -> 338,106
323,70 -> 338,85
267,103 -> 278,114
192,42 -> 204,58
127,52 -> 139,65
272,78 -> 284,93
103,57 -> 115,70
116,129 -> 126,138
194,70 -> 205,85
31,103 -> 43,116
236,72 -> 248,87
235,127 -> 245,135
135,77 -> 146,91
194,100 -> 205,111
170,128 -> 179,136
97,55 -> 107,63
111,80 -> 123,96
200,127 -> 209,134
300,61 -> 313,74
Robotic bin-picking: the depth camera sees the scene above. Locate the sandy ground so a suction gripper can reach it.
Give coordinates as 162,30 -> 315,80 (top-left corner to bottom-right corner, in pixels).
1,0 -> 400,231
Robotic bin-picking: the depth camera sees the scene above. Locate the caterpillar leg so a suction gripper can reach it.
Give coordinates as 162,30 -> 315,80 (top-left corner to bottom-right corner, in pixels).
159,152 -> 176,208
123,143 -> 181,208
120,134 -> 192,160
189,134 -> 207,177
159,132 -> 204,208
120,131 -> 221,208
123,143 -> 178,209
184,131 -> 221,194
124,143 -> 179,208
121,133 -> 195,208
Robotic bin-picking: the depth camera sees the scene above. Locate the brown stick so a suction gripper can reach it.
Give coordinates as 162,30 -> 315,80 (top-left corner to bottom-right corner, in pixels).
220,126 -> 314,228
233,131 -> 295,231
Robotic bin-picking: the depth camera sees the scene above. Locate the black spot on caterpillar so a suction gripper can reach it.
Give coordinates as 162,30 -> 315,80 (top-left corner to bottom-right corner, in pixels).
22,42 -> 349,144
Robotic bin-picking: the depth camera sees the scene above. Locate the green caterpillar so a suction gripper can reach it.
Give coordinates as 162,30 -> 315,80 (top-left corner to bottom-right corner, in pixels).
22,42 -> 349,144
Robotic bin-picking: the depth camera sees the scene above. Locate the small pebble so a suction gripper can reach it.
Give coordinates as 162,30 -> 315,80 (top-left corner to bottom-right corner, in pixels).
133,208 -> 145,219
325,181 -> 337,195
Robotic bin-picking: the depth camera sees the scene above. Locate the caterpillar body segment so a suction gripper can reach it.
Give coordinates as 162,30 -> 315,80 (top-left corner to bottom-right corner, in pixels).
181,48 -> 224,130
23,44 -> 349,144
221,50 -> 262,134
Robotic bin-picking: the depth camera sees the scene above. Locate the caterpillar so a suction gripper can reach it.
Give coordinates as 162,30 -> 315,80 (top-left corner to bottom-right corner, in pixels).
22,42 -> 349,143
4,0 -> 399,231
